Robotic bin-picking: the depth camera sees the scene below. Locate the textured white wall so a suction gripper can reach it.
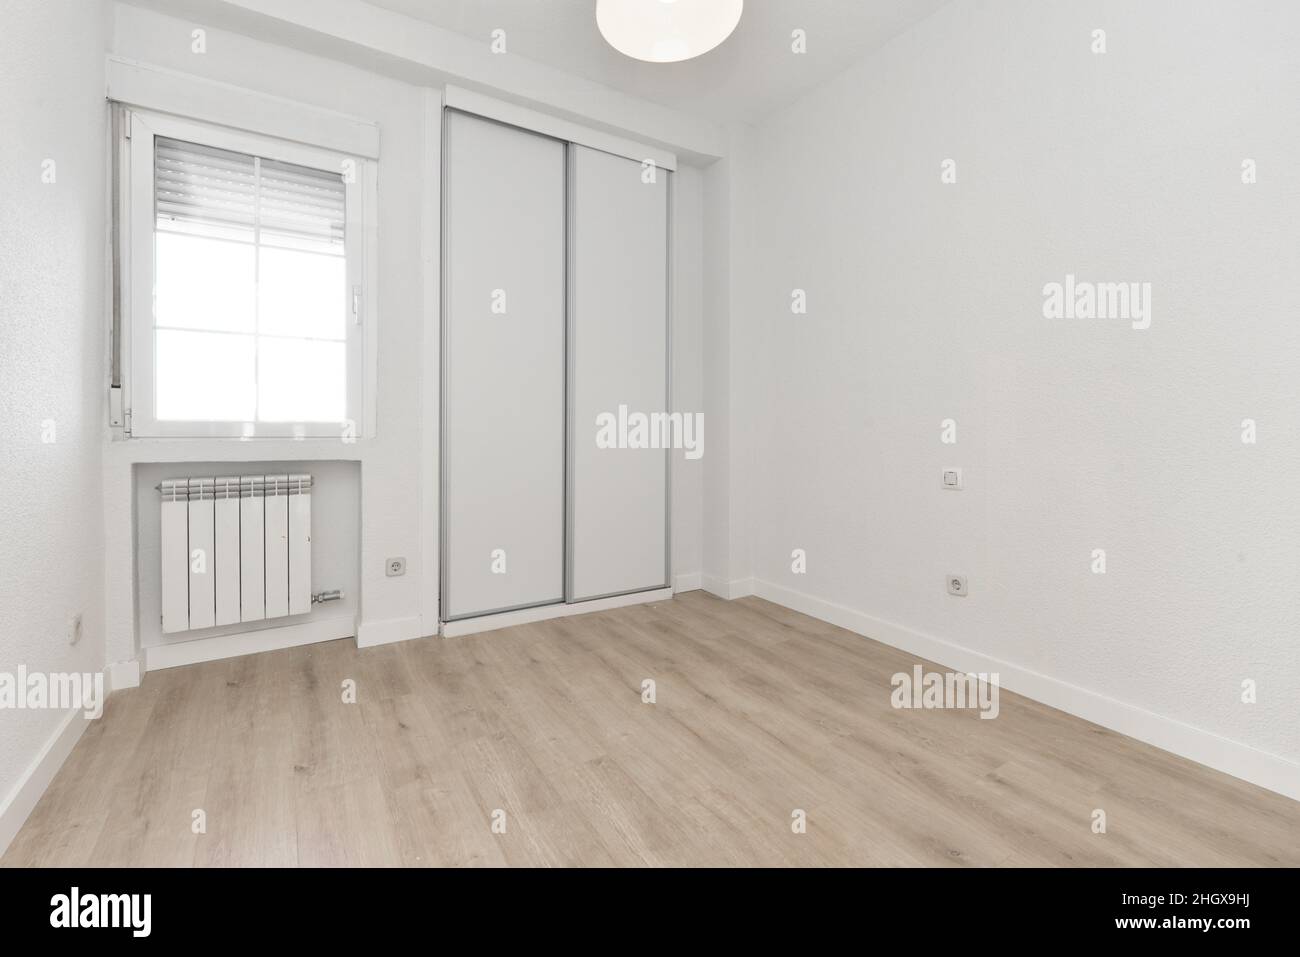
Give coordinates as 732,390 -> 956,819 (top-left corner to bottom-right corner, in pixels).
0,0 -> 110,804
739,0 -> 1300,770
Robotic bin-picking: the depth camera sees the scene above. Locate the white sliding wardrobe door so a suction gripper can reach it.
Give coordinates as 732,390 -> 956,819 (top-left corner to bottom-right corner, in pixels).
567,145 -> 669,602
443,111 -> 566,620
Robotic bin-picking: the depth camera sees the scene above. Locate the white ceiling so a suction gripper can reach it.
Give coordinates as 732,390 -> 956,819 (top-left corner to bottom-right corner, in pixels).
365,0 -> 950,124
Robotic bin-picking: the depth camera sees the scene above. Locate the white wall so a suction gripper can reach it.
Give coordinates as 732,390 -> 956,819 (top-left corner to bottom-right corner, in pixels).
701,154 -> 735,594
701,128 -> 760,600
0,0 -> 110,830
671,165 -> 704,590
737,0 -> 1300,791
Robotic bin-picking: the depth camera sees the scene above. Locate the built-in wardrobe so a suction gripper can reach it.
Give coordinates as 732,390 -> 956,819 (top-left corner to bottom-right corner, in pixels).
440,96 -> 671,626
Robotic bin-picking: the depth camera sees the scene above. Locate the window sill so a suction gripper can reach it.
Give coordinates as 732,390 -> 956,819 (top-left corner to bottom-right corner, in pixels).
105,435 -> 370,466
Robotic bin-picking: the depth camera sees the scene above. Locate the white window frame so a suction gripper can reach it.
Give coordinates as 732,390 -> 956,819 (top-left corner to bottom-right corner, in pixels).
121,108 -> 376,439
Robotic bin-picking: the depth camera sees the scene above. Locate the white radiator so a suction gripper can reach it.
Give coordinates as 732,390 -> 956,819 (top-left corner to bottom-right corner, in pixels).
160,474 -> 312,634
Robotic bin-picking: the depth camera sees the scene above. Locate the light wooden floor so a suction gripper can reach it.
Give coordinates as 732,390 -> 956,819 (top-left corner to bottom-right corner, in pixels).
5,592 -> 1298,867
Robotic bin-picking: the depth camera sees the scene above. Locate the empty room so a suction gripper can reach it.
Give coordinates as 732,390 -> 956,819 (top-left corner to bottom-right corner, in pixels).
1,0 -> 1297,924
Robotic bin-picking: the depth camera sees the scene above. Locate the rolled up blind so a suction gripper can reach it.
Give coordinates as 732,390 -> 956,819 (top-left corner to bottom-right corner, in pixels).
155,136 -> 345,251
259,157 -> 346,248
155,137 -> 255,239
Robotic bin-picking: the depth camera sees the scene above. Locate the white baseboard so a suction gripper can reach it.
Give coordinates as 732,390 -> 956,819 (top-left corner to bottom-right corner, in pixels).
702,575 -> 754,600
107,658 -> 141,692
750,579 -> 1300,803
144,615 -> 355,671
356,615 -> 428,649
0,706 -> 90,859
442,587 -> 674,638
673,571 -> 702,592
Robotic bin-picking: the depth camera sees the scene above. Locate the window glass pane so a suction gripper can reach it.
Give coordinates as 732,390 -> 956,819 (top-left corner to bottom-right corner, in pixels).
156,329 -> 256,421
257,337 -> 346,423
149,133 -> 355,430
155,232 -> 256,333
258,246 -> 347,340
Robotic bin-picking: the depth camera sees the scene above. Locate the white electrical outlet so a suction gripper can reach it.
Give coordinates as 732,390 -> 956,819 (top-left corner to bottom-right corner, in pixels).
941,467 -> 963,490
386,557 -> 406,577
947,575 -> 967,597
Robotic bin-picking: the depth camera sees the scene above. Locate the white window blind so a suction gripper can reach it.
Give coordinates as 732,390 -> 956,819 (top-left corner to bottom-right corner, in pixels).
155,138 -> 255,241
151,136 -> 349,425
155,137 -> 345,250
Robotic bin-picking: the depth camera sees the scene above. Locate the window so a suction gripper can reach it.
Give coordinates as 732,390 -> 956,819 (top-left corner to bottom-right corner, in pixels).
123,111 -> 372,437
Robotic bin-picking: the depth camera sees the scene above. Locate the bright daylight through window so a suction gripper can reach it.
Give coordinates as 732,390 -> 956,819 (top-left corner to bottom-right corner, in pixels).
152,136 -> 348,424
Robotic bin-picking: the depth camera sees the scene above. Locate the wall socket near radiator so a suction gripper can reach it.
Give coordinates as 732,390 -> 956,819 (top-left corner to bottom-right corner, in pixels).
386,557 -> 406,577
68,612 -> 83,646
947,575 -> 968,597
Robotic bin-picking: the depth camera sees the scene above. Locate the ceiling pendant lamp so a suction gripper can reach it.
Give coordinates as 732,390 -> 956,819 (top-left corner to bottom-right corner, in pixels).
597,0 -> 744,63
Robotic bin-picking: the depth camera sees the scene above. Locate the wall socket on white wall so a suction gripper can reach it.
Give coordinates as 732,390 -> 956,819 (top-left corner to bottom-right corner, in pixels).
947,575 -> 967,597
941,467 -> 963,490
386,557 -> 406,577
